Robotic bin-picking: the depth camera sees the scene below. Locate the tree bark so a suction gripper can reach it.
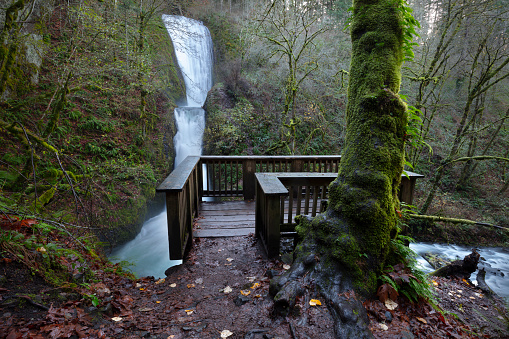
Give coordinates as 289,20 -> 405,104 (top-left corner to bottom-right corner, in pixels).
270,0 -> 407,337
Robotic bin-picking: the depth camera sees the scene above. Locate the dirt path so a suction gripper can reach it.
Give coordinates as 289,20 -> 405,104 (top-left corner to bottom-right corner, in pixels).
1,235 -> 508,338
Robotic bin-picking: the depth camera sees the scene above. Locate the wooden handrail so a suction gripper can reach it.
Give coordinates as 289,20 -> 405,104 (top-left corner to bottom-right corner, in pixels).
156,156 -> 201,260
255,171 -> 424,258
200,155 -> 342,200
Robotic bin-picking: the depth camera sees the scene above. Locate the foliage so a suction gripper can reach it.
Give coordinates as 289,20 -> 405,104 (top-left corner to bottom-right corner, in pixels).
380,235 -> 434,303
0,0 -> 179,259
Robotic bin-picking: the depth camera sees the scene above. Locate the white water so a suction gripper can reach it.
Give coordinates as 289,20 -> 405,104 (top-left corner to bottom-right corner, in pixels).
110,16 -> 213,278
410,243 -> 509,300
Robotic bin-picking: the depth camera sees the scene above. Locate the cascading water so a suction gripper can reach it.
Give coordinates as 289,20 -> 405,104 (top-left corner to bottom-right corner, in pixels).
110,15 -> 213,278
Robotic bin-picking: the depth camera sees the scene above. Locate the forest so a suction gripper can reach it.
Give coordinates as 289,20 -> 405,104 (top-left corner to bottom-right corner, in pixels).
0,0 -> 508,337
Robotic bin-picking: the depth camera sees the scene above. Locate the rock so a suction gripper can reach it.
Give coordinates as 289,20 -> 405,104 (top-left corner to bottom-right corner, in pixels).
422,253 -> 452,269
165,264 -> 183,276
244,328 -> 269,339
99,303 -> 113,316
234,295 -> 250,306
431,249 -> 480,280
400,330 -> 414,339
265,270 -> 278,279
281,253 -> 293,265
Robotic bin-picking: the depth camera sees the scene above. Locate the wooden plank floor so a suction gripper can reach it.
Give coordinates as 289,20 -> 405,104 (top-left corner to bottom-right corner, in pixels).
193,199 -> 326,238
194,201 -> 255,238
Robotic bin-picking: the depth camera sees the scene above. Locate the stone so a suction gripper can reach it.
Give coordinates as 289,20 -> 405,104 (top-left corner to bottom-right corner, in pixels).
234,295 -> 250,306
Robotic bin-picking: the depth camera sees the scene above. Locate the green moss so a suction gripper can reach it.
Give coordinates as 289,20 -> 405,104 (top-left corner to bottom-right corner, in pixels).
294,0 -> 409,297
31,185 -> 57,212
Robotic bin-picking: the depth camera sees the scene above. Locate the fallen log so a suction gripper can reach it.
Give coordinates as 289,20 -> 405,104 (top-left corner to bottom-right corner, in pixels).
408,214 -> 508,231
430,249 -> 480,280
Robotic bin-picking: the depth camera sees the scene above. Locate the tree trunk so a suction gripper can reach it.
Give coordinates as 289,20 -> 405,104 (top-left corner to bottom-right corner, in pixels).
269,0 -> 407,336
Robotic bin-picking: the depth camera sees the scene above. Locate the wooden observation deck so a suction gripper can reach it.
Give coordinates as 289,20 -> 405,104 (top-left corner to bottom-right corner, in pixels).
156,156 -> 423,260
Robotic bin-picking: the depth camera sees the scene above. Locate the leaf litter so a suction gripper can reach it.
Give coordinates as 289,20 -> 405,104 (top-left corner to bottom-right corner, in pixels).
1,231 -> 507,338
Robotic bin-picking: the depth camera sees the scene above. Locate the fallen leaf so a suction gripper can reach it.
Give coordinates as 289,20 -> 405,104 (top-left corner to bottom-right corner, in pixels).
416,317 -> 427,324
254,294 -> 262,298
283,264 -> 291,270
195,278 -> 203,284
384,299 -> 398,310
139,307 -> 153,312
309,299 -> 322,306
469,296 -> 475,300
156,301 -> 161,304
379,323 -> 388,331
220,330 -> 233,338
139,288 -> 145,291
432,280 -> 439,286
251,282 -> 260,289
36,247 -> 46,253
155,278 -> 165,284
240,290 -> 251,296
247,276 -> 256,282
111,317 -> 122,322
170,283 -> 177,288
185,310 -> 194,315
167,336 -> 175,339
136,283 -> 142,288
226,258 -> 233,262
187,284 -> 195,288
223,286 -> 233,294
377,283 -> 398,303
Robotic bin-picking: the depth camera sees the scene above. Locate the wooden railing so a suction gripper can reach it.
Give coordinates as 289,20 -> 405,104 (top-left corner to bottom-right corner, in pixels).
200,155 -> 341,200
254,171 -> 424,258
157,155 -> 423,260
156,156 -> 201,260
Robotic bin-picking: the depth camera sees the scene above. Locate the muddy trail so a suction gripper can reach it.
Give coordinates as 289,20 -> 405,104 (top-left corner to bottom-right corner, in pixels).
1,234 -> 508,338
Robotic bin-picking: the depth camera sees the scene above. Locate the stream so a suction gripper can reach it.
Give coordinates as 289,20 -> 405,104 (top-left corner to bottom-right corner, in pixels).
410,243 -> 509,300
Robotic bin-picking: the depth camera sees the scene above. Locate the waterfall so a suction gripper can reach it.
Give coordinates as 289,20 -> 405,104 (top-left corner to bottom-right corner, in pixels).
164,14 -> 213,166
109,16 -> 213,278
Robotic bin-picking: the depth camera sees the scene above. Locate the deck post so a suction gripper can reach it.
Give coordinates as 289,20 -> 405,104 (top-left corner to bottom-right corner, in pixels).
166,191 -> 184,260
291,159 -> 304,172
266,194 -> 281,258
399,171 -> 424,205
400,176 -> 417,205
185,181 -> 194,255
197,161 -> 204,201
243,159 -> 256,200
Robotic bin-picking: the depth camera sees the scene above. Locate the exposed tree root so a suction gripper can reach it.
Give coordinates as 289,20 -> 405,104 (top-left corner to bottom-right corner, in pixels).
269,228 -> 374,338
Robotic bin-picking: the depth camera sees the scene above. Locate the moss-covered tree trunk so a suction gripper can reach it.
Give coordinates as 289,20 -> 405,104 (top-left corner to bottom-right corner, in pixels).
270,0 -> 407,337
327,0 -> 407,289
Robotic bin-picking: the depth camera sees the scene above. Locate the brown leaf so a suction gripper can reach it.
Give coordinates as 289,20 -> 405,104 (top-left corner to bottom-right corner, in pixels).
377,283 -> 398,303
416,317 -> 427,324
